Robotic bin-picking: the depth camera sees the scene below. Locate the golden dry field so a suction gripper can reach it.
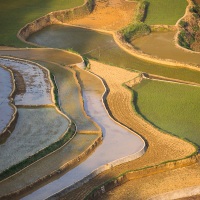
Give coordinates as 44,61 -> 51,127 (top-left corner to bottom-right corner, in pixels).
67,0 -> 137,31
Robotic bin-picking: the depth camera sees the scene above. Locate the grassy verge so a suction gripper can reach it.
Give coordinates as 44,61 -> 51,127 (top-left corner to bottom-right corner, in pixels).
144,0 -> 187,25
133,79 -> 200,147
0,0 -> 84,47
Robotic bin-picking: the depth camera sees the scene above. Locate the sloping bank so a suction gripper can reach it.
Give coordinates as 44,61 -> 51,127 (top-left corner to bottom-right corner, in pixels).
17,0 -> 95,43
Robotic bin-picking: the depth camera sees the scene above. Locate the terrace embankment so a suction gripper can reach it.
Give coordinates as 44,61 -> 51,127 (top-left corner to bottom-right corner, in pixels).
97,163 -> 200,200
0,66 -> 17,143
61,60 -> 197,200
0,60 -> 102,198
19,62 -> 145,200
17,0 -> 95,43
176,0 -> 200,52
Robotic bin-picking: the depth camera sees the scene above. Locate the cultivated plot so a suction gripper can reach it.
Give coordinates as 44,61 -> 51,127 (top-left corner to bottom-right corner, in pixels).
145,0 -> 187,25
0,107 -> 69,173
0,57 -> 54,106
133,79 -> 200,146
0,66 -> 15,135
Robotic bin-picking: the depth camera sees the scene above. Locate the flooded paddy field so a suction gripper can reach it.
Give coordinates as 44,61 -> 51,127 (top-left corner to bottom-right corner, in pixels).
0,48 -> 82,66
28,25 -> 200,84
35,61 -> 99,132
0,107 -> 69,173
0,66 -> 15,136
0,57 -> 54,106
0,133 -> 98,197
21,65 -> 144,200
132,31 -> 200,65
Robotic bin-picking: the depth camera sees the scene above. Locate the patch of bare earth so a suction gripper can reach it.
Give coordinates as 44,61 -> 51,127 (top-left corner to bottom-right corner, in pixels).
67,0 -> 137,31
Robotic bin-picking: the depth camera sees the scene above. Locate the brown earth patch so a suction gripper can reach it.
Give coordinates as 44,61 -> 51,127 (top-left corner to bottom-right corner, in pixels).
67,0 -> 137,31
7,68 -> 26,95
194,0 -> 200,5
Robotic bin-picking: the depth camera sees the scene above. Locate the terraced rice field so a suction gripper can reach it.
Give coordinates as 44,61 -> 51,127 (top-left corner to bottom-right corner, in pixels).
0,66 -> 15,135
35,61 -> 99,132
145,0 -> 187,25
27,25 -> 200,85
133,79 -> 200,146
0,0 -> 84,46
0,133 -> 98,197
0,0 -> 200,199
99,163 -> 200,200
0,57 -> 54,106
132,31 -> 200,65
0,107 -> 69,173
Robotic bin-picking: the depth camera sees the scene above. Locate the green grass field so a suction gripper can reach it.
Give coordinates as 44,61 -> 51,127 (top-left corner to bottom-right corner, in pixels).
145,0 -> 187,25
0,0 -> 84,47
133,79 -> 200,146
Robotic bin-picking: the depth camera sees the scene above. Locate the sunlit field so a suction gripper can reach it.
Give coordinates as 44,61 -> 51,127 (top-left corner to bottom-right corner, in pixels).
145,0 -> 187,25
133,79 -> 200,146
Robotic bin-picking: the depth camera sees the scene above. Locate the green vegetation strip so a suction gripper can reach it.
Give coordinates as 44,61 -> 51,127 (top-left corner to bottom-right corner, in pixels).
144,0 -> 188,25
133,79 -> 200,147
0,122 -> 76,181
84,151 -> 198,200
0,72 -> 76,181
0,0 -> 84,47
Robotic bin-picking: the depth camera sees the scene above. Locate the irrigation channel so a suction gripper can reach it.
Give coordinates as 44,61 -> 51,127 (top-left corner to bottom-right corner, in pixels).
21,65 -> 145,199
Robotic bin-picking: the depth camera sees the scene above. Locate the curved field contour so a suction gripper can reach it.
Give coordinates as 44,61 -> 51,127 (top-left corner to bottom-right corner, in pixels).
0,57 -> 54,106
0,66 -> 16,135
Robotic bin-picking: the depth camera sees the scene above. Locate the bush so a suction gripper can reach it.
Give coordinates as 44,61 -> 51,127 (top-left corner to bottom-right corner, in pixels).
121,22 -> 151,42
179,20 -> 188,28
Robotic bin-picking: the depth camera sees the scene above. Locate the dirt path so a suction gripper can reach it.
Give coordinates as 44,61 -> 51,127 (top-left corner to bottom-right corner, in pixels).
67,0 -> 137,31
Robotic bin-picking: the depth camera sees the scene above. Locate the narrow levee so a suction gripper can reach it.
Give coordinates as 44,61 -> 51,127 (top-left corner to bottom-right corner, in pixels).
21,66 -> 145,200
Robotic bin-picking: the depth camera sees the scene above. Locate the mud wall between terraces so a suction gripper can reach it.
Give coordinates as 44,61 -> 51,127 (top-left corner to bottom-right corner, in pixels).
0,66 -> 18,144
1,134 -> 102,199
85,155 -> 199,200
18,0 -> 95,41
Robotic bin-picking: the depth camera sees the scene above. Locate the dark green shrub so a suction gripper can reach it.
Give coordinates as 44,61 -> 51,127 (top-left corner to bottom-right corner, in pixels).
121,22 -> 151,42
179,20 -> 188,28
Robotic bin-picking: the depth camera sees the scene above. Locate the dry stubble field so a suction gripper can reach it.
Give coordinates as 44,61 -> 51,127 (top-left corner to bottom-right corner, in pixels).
67,0 -> 137,31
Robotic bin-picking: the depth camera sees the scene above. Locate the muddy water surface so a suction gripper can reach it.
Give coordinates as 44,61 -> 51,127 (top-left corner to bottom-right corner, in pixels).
132,31 -> 200,65
27,25 -> 200,84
